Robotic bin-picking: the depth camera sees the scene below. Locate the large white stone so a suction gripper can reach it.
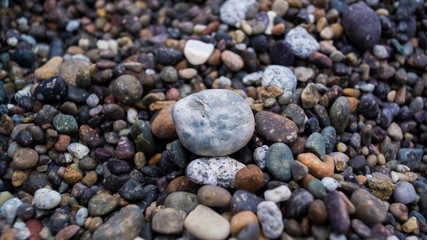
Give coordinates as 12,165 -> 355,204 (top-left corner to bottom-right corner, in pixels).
172,89 -> 255,156
184,40 -> 214,65
34,188 -> 61,210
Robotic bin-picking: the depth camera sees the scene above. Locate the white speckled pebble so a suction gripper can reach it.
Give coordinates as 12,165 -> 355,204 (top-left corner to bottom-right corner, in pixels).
253,145 -> 268,169
34,188 -> 61,210
257,201 -> 284,239
220,0 -> 256,26
186,157 -> 245,188
262,65 -> 297,95
285,27 -> 319,58
321,177 -> 340,191
264,185 -> 291,203
67,143 -> 90,159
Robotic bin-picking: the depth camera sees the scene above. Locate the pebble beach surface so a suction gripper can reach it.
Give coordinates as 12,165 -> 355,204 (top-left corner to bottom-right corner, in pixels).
0,0 -> 426,239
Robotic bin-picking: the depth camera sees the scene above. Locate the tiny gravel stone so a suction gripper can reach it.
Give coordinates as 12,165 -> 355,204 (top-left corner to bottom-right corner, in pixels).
172,89 -> 254,156
34,188 -> 61,210
285,27 -> 320,58
257,201 -> 284,239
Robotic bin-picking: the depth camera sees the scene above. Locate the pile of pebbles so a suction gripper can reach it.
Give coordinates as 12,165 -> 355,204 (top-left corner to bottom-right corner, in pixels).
0,0 -> 426,239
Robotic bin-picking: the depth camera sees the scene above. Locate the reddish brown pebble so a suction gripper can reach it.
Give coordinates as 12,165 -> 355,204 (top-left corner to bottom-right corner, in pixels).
55,134 -> 71,152
234,164 -> 264,192
255,111 -> 298,145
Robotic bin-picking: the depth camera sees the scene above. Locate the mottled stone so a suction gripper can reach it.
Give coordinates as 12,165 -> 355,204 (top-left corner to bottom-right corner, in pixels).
152,208 -> 186,234
34,188 -> 60,210
172,89 -> 254,156
113,75 -> 143,104
351,189 -> 387,225
11,148 -> 38,170
93,205 -> 144,240
285,27 -> 319,58
197,185 -> 232,208
330,96 -> 350,134
262,65 -> 297,95
186,157 -> 245,188
257,201 -> 283,239
265,143 -> 294,181
255,111 -> 298,144
220,0 -> 256,26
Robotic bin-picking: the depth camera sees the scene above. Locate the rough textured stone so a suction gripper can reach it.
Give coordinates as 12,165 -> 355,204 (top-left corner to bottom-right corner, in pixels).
93,205 -> 144,240
187,157 -> 245,188
255,111 -> 298,144
220,0 -> 256,26
262,65 -> 297,95
285,27 -> 320,58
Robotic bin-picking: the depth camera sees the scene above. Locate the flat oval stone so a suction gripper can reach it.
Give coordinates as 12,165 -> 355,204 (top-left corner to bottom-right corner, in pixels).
265,143 -> 294,181
330,96 -> 350,134
11,148 -> 38,170
197,185 -> 232,208
165,192 -> 199,213
351,189 -> 387,225
394,181 -> 416,204
152,208 -> 186,235
255,111 -> 297,144
184,40 -> 215,65
184,205 -> 230,240
186,157 -> 245,188
342,2 -> 381,50
257,201 -> 284,239
172,89 -> 255,156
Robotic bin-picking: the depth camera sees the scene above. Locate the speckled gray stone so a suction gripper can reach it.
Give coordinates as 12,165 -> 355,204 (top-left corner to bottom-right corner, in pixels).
253,145 -> 268,169
220,0 -> 256,26
393,181 -> 416,204
257,201 -> 284,239
186,157 -> 245,188
172,89 -> 255,156
34,188 -> 61,210
262,65 -> 297,95
285,27 -> 319,58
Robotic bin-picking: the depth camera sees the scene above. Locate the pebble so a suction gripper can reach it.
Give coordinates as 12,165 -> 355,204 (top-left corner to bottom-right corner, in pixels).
262,65 -> 297,95
285,27 -> 320,58
321,126 -> 336,154
152,208 -> 186,234
1,198 -> 22,223
118,179 -> 145,201
393,181 -> 416,204
11,148 -> 38,170
284,188 -> 314,219
231,190 -> 263,213
60,59 -> 90,85
329,96 -> 350,134
221,50 -> 244,71
67,143 -> 89,159
297,153 -> 334,178
184,205 -> 230,240
113,75 -> 143,104
197,185 -> 232,208
53,114 -> 78,135
265,143 -> 294,181
291,161 -> 309,181
257,201 -> 284,239
308,178 -> 327,199
230,211 -> 259,236
253,145 -> 268,169
234,164 -> 264,192
220,0 -> 256,26
34,76 -> 67,102
186,157 -> 245,188
305,132 -> 326,161
270,40 -> 294,66
351,189 -> 387,225
34,188 -> 60,210
34,56 -> 63,80
237,222 -> 260,240
184,40 -> 214,65
165,192 -> 198,213
172,89 -> 254,156
88,193 -> 117,216
264,185 -> 291,203
93,204 -> 144,240
255,111 -> 298,145
76,208 -> 88,226
150,106 -> 177,139
342,2 -> 381,49
321,177 -> 340,191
